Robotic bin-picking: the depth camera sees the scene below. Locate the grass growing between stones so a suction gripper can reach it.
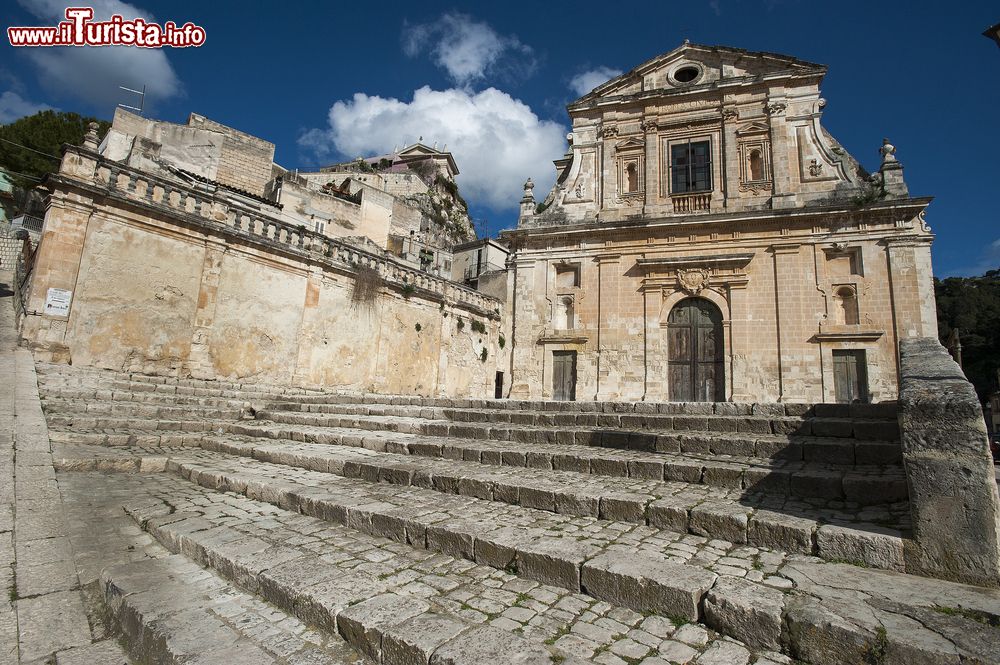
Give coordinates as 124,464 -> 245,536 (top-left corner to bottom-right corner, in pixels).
933,605 -> 1000,628
543,624 -> 570,645
864,625 -> 888,665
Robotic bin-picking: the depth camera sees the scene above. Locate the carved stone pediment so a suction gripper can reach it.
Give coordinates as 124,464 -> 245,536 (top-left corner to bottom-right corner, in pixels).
736,121 -> 770,136
615,137 -> 646,150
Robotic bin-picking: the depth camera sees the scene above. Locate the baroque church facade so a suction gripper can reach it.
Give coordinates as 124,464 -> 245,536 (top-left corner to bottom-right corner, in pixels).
504,43 -> 936,403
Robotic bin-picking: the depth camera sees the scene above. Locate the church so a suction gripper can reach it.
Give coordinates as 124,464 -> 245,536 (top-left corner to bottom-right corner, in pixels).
504,42 -> 936,403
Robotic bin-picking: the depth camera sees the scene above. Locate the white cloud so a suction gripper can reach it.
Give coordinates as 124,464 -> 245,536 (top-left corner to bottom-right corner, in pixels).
402,13 -> 535,88
16,0 -> 181,110
301,86 -> 566,212
0,91 -> 54,124
569,67 -> 623,97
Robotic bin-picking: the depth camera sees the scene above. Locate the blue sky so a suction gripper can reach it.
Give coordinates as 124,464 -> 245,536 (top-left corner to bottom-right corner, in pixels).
3,0 -> 998,277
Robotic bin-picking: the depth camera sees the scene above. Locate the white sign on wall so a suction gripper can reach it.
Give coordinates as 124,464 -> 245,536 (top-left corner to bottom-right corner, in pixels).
44,288 -> 72,316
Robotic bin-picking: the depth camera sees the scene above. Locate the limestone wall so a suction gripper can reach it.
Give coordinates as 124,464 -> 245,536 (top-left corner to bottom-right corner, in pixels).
19,145 -> 503,398
898,337 -> 1000,587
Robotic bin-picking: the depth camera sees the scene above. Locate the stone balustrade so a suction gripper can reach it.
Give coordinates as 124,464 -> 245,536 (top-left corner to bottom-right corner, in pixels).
70,147 -> 500,317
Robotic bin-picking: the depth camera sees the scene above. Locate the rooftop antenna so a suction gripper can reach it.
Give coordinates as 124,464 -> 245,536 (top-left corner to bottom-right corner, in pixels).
118,84 -> 146,115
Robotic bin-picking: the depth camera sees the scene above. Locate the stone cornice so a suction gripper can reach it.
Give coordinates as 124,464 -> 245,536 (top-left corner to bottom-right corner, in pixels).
501,197 -> 933,244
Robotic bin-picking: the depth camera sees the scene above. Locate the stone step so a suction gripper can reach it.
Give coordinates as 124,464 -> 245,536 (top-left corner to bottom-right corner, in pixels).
41,398 -> 243,420
122,456 -> 1000,665
36,374 -> 323,401
121,472 -> 748,664
228,422 -> 906,505
267,393 -> 898,421
200,434 -> 909,549
45,415 -> 222,432
35,361 -> 328,395
164,449 -> 909,583
249,412 -> 902,466
49,428 -> 207,447
40,386 -> 251,408
264,401 -> 900,442
101,553 -> 367,664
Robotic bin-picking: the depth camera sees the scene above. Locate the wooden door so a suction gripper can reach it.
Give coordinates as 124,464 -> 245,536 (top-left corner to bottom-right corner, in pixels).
667,298 -> 724,402
552,351 -> 577,401
833,350 -> 868,403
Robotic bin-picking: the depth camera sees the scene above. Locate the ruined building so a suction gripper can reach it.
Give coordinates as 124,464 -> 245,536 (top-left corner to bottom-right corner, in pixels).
506,42 -> 935,403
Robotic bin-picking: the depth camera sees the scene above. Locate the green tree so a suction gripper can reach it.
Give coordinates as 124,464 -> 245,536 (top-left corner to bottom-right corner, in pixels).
935,269 -> 1000,402
0,110 -> 110,188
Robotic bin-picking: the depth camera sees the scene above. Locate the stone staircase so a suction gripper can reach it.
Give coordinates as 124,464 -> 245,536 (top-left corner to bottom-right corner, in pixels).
35,361 -> 1000,665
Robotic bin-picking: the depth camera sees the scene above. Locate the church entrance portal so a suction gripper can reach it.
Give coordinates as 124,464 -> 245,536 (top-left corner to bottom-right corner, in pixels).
667,298 -> 724,402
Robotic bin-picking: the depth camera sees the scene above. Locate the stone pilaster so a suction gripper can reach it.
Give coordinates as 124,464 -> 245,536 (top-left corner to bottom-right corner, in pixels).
770,243 -> 814,402
185,242 -> 226,379
595,254 -> 620,401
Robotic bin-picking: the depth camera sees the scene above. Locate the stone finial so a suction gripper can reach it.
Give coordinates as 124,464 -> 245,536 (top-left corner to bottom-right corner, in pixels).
879,138 -> 908,198
880,138 -> 897,164
83,121 -> 100,150
521,178 -> 535,203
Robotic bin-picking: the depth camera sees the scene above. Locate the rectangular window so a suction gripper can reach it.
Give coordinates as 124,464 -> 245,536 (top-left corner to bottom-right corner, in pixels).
670,139 -> 712,194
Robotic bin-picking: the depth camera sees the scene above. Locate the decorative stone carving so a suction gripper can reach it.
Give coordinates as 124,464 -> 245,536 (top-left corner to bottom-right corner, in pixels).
808,159 -> 823,177
521,178 -> 535,202
640,119 -> 658,133
601,126 -> 619,139
721,107 -> 739,121
764,102 -> 786,116
880,138 -> 897,164
677,268 -> 710,295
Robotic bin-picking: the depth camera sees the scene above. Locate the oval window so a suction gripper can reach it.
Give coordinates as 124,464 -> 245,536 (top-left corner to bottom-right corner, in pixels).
674,66 -> 700,83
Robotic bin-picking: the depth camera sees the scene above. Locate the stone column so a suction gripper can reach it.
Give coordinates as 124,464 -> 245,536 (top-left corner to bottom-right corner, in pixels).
898,337 -> 1000,587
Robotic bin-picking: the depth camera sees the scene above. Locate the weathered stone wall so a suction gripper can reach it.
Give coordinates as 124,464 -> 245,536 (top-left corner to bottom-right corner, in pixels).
187,114 -> 274,196
898,337 -> 1000,587
19,145 -> 503,398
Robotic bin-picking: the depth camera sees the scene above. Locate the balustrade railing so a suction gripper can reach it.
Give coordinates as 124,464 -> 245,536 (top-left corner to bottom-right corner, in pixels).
671,193 -> 712,213
80,151 -> 500,315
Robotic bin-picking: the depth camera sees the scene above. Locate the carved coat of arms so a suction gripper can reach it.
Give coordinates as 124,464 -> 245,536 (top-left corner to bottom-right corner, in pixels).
677,268 -> 710,294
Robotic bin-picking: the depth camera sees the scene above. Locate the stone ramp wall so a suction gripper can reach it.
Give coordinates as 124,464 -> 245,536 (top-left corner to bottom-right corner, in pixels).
19,145 -> 504,399
898,337 -> 1000,587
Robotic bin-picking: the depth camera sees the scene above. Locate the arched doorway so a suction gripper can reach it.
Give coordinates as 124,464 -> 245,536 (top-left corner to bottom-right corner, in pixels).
667,297 -> 724,402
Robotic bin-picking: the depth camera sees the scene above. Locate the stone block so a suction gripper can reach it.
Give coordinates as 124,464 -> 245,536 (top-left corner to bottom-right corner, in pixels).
580,551 -> 716,621
337,593 -> 430,661
810,419 -> 854,438
690,501 -> 751,543
516,536 -> 600,592
816,523 -> 904,570
429,625 -> 555,665
703,577 -> 785,650
747,510 -> 815,554
599,493 -> 648,523
382,613 -> 469,665
701,462 -> 744,489
854,442 -> 902,465
663,460 -> 703,484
